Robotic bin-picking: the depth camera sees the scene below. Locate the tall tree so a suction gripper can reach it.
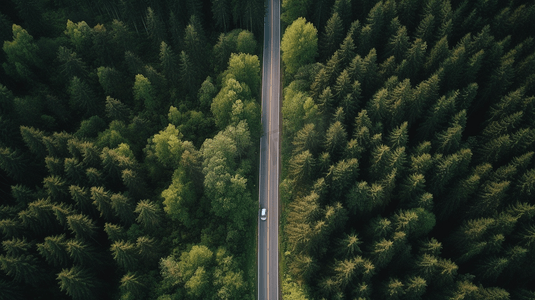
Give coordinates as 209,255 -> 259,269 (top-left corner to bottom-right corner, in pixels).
111,240 -> 138,271
2,24 -> 42,82
212,0 -> 231,31
320,12 -> 344,60
0,254 -> 42,286
57,266 -> 97,300
281,18 -> 318,76
37,234 -> 69,267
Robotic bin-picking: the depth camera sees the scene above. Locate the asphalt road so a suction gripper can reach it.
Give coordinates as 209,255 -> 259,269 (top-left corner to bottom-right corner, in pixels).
258,0 -> 280,299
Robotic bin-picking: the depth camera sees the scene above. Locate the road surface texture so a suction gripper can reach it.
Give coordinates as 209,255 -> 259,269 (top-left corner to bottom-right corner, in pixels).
258,0 -> 280,299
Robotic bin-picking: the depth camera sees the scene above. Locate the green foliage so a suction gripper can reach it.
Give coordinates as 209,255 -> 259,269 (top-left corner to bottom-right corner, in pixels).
0,254 -> 42,286
2,24 -> 41,81
281,17 -> 318,76
222,53 -> 261,97
211,78 -> 252,130
133,74 -> 156,111
162,168 -> 196,227
57,265 -> 97,300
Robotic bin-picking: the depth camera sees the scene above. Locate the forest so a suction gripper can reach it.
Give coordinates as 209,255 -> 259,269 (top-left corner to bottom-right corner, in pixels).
0,0 -> 264,299
279,0 -> 535,299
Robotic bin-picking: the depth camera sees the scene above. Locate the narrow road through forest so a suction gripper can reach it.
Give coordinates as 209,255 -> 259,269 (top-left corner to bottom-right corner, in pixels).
258,0 -> 280,299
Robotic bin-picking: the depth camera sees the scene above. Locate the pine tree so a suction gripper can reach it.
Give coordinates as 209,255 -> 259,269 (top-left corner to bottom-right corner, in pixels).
0,254 -> 42,286
18,198 -> 56,235
44,156 -> 62,176
478,134 -> 512,164
69,185 -> 91,215
326,158 -> 359,200
66,214 -> 97,241
53,202 -> 74,228
105,96 -> 131,122
68,76 -> 98,115
397,38 -> 427,81
388,122 -> 408,149
136,236 -> 158,261
438,171 -> 482,220
325,121 -> 348,161
404,276 -> 426,300
361,49 -> 381,98
425,36 -> 449,74
482,111 -> 523,140
383,277 -> 404,300
436,258 -> 458,287
134,199 -> 162,232
110,193 -> 135,225
477,256 -> 508,283
100,146 -> 137,183
478,287 -> 511,300
321,12 -> 344,60
159,41 -> 179,85
57,265 -> 97,300
415,12 -> 436,46
63,158 -> 85,185
37,234 -> 69,267
464,49 -> 485,83
435,122 -> 463,155
517,169 -> 535,199
415,254 -> 438,281
394,208 -> 435,239
179,50 -> 198,96
292,123 -> 319,156
57,46 -> 87,81
19,126 -> 46,158
399,173 -> 426,204
212,0 -> 231,31
289,150 -> 316,186
0,147 -> 27,181
0,218 -> 21,239
184,16 -> 209,73
90,186 -> 113,220
10,184 -> 34,207
387,23 -> 410,63
104,223 -> 126,242
336,232 -> 362,258
111,240 -> 138,271
120,272 -> 146,298
405,74 -> 440,125
444,43 -> 470,91
289,254 -> 318,283
78,142 -> 100,168
431,148 -> 473,195
145,7 -> 166,49
417,92 -> 457,140
467,180 -> 510,218
2,237 -> 31,256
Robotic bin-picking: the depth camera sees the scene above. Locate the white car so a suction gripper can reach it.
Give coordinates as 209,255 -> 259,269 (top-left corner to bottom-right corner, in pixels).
260,208 -> 267,221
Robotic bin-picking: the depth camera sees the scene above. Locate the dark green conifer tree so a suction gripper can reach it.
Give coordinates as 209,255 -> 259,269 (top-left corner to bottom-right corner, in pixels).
111,240 -> 138,271
321,12 -> 344,60
103,223 -> 126,242
0,254 -> 42,286
37,234 -> 69,267
66,214 -> 97,241
57,265 -> 97,300
0,147 -> 27,181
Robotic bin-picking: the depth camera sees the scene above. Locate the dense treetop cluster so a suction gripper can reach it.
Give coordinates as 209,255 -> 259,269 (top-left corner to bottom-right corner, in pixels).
279,0 -> 535,299
0,0 -> 263,299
